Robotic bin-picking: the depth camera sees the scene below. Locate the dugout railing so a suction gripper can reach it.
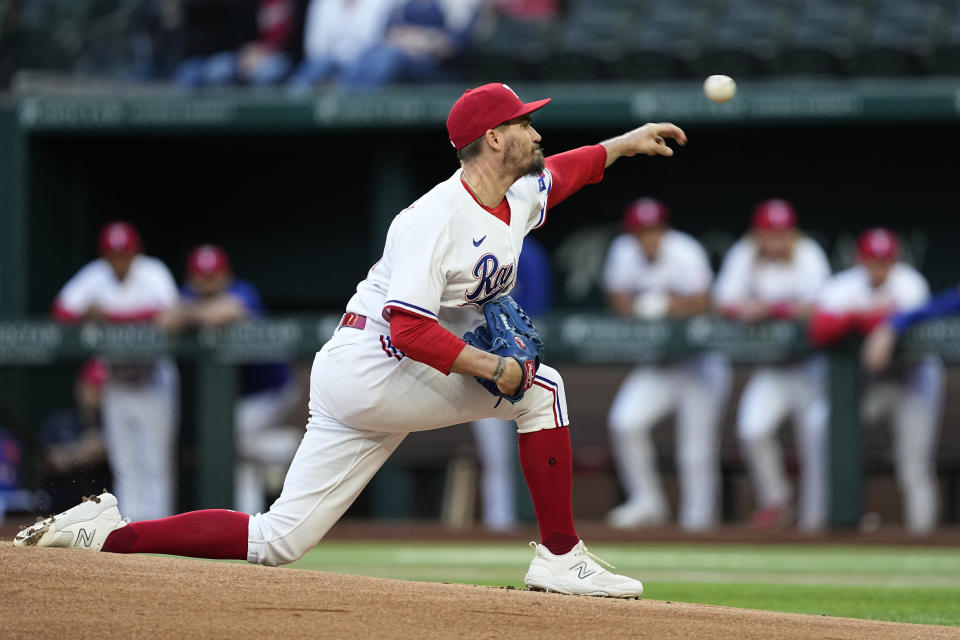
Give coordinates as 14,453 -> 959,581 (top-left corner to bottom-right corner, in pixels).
2,313 -> 958,527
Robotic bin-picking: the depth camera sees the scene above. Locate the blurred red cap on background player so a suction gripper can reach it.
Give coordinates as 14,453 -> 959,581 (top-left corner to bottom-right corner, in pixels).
78,358 -> 109,388
623,198 -> 669,231
857,228 -> 899,261
751,199 -> 797,231
187,244 -> 231,277
446,83 -> 551,150
98,221 -> 141,255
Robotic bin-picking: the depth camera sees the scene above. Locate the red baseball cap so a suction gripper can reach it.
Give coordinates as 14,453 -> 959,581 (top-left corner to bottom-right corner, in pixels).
78,358 -> 109,388
98,221 -> 141,255
752,199 -> 797,231
857,228 -> 899,261
187,244 -> 231,276
623,198 -> 669,231
446,83 -> 551,150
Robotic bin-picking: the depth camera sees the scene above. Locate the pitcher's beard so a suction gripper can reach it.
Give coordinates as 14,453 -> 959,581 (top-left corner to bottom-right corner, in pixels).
505,141 -> 546,177
525,149 -> 546,176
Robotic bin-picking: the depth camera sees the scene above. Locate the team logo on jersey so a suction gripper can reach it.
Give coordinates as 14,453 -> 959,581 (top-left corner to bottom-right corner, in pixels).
514,335 -> 527,350
538,175 -> 546,192
464,253 -> 515,308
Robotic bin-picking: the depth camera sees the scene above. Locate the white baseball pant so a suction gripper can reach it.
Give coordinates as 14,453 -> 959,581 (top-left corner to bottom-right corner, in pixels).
861,356 -> 944,533
470,417 -> 517,531
737,357 -> 829,530
608,355 -> 732,531
247,317 -> 568,566
101,359 -> 179,522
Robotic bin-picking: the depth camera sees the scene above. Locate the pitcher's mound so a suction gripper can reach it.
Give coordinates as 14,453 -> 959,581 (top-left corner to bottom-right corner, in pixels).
1,545 -> 954,639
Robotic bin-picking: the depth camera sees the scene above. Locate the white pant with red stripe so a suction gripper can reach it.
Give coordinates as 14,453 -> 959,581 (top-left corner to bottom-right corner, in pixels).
247,316 -> 567,566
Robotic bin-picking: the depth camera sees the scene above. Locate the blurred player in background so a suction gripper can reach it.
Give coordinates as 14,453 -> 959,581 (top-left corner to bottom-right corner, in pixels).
714,200 -> 831,531
51,221 -> 180,522
38,359 -> 111,513
815,229 -> 945,534
604,198 -> 731,532
469,235 -> 551,532
159,244 -> 301,515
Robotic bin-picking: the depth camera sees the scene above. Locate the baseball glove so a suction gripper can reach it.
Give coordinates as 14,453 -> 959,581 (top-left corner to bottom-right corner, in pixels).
463,295 -> 544,403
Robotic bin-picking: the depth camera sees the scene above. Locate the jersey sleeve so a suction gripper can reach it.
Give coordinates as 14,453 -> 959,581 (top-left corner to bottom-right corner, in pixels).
894,269 -> 931,311
602,236 -> 638,294
815,276 -> 849,313
230,281 -> 267,318
795,240 -> 832,304
544,145 -> 607,210
524,170 -> 553,234
891,286 -> 960,334
152,262 -> 180,310
670,239 -> 713,297
382,222 -> 449,321
53,262 -> 100,318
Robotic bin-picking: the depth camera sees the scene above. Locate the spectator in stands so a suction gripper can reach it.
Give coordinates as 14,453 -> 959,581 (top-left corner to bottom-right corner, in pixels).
175,0 -> 300,88
286,0 -> 394,90
489,0 -> 558,19
341,0 -> 483,89
714,200 -> 832,531
468,235 -> 551,532
128,0 -> 186,81
38,359 -> 111,513
603,199 -> 731,532
158,245 -> 301,515
52,221 -> 180,522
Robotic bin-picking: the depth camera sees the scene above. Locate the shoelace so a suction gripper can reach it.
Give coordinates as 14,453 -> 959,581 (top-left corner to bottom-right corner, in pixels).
528,541 -> 617,570
579,542 -> 616,571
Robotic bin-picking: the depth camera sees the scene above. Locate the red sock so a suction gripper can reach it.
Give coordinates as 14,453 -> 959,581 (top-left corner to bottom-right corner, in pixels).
102,509 -> 249,560
518,427 -> 579,555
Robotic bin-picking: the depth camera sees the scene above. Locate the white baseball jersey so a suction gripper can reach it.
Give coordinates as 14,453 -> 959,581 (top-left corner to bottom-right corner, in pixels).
603,230 -> 713,298
816,263 -> 930,314
346,168 -> 553,338
713,236 -> 831,306
55,256 -> 179,317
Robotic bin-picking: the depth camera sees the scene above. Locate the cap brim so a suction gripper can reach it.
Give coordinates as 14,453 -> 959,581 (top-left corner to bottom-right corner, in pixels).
507,97 -> 551,122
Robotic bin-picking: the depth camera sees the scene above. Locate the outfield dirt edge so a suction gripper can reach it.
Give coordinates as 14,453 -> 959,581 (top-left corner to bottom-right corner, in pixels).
3,544 -> 958,640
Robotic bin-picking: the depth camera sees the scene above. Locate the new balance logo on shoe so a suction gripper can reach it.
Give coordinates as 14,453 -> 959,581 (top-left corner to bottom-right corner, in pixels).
75,528 -> 95,548
569,561 -> 597,580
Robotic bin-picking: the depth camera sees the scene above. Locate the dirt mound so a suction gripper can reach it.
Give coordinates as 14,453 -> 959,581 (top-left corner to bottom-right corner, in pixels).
2,544 -> 956,639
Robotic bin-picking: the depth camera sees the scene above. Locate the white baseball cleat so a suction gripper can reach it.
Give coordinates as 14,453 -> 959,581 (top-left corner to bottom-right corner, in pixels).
523,540 -> 644,598
13,492 -> 127,551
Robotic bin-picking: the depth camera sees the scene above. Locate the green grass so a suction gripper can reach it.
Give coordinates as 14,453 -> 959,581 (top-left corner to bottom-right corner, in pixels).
286,542 -> 960,627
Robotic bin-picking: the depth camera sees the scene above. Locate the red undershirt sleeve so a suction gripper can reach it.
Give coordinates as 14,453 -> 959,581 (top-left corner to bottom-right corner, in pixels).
388,307 -> 467,375
808,310 -> 857,347
545,144 -> 607,210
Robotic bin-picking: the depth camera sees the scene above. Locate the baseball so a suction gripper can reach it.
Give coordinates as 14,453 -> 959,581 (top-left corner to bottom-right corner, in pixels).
703,75 -> 736,103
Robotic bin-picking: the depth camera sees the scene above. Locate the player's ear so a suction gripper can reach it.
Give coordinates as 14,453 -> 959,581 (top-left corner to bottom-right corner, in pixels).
484,127 -> 503,152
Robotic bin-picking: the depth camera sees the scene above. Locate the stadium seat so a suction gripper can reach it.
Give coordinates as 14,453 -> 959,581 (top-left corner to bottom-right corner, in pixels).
465,15 -> 556,82
852,0 -> 942,76
615,0 -> 713,79
537,0 -> 638,81
929,0 -> 960,74
697,0 -> 791,77
777,0 -> 868,76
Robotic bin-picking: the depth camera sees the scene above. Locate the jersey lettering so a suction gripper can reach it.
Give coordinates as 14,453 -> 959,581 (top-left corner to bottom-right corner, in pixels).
464,253 -> 515,308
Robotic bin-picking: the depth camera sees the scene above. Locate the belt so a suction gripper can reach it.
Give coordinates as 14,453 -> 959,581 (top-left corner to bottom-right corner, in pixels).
339,312 -> 367,330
